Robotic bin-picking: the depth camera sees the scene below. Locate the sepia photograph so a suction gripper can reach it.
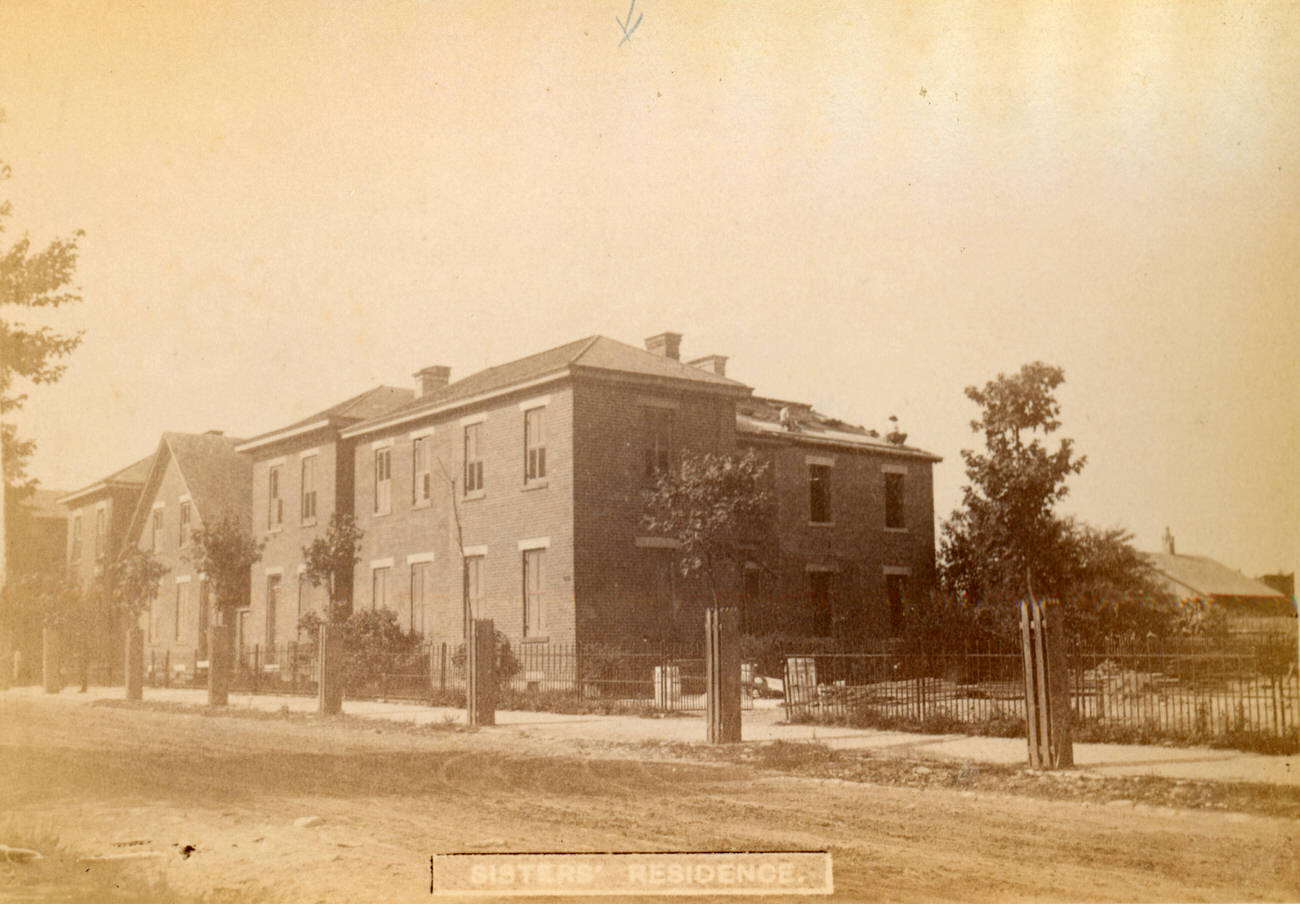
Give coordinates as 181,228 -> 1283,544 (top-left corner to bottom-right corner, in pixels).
1,2 -> 1297,901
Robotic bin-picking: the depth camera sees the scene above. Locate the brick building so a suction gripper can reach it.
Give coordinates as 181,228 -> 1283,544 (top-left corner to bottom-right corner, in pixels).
335,332 -> 941,652
235,385 -> 413,659
123,431 -> 251,673
57,453 -> 154,678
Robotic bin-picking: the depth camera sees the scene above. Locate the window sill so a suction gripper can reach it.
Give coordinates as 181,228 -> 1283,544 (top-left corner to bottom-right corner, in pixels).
300,519 -> 317,528
808,521 -> 835,529
884,526 -> 908,534
372,510 -> 392,519
463,490 -> 487,502
267,527 -> 284,535
412,500 -> 433,510
522,480 -> 549,492
521,635 -> 549,644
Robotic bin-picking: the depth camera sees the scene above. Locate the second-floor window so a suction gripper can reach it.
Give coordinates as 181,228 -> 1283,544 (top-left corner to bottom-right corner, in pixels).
524,407 -> 546,482
809,465 -> 832,523
179,501 -> 191,545
374,447 -> 392,514
884,472 -> 905,529
71,515 -> 82,562
268,465 -> 283,529
151,509 -> 163,552
412,437 -> 432,505
464,424 -> 484,494
643,408 -> 672,478
301,456 -> 317,522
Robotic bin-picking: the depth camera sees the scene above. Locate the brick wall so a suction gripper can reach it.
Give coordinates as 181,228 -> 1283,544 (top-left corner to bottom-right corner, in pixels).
137,454 -> 207,666
571,376 -> 739,645
350,382 -> 576,651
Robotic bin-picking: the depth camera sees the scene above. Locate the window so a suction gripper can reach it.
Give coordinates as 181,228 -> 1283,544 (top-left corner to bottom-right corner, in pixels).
884,472 -> 905,529
297,575 -> 308,632
198,581 -> 210,657
148,595 -> 156,643
809,465 -> 832,523
265,574 -> 281,652
151,509 -> 163,553
809,571 -> 833,636
374,447 -> 392,514
268,465 -> 283,529
301,456 -> 318,522
71,515 -> 82,562
95,508 -> 106,557
179,501 -> 191,545
524,407 -> 546,482
412,437 -> 432,505
652,550 -> 679,618
410,561 -> 431,635
523,549 -> 544,637
886,573 -> 907,635
464,424 -> 484,494
464,555 -> 484,635
174,582 -> 187,642
642,408 -> 672,478
372,566 -> 390,611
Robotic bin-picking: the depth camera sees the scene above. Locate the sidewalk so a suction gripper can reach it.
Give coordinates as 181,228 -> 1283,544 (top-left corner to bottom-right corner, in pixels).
9,684 -> 1296,787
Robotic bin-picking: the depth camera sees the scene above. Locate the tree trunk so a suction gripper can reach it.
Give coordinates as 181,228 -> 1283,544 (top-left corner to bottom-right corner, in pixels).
42,626 -> 62,694
124,625 -> 144,701
208,620 -> 233,706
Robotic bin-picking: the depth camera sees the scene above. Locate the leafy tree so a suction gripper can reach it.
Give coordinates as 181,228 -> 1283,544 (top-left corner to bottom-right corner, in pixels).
642,449 -> 773,607
0,110 -> 86,585
301,511 -> 363,622
187,513 -> 265,618
107,546 -> 168,624
939,363 -> 1156,631
299,606 -> 426,693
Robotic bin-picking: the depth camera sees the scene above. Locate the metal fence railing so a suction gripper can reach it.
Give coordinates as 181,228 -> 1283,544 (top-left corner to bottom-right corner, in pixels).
783,632 -> 1299,748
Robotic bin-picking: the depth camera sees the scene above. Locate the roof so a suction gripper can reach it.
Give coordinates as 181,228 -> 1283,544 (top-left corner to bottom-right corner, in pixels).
1145,552 -> 1286,601
57,453 -> 155,506
236,385 -> 414,452
343,335 -> 752,438
126,432 -> 252,544
736,396 -> 943,461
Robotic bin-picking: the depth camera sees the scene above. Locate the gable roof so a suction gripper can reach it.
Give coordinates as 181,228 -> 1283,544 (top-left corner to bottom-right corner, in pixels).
737,396 -> 943,461
236,385 -> 414,453
342,335 -> 751,438
57,453 -> 155,507
1145,552 -> 1285,601
125,432 -> 252,544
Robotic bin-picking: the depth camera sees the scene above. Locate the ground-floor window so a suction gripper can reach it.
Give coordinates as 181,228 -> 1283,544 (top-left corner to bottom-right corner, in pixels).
886,573 -> 907,635
523,549 -> 544,637
372,566 -> 390,612
410,561 -> 431,636
809,571 -> 834,637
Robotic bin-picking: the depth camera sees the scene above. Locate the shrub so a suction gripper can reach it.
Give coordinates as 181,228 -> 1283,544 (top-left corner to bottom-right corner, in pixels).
298,607 -> 419,693
451,629 -> 521,682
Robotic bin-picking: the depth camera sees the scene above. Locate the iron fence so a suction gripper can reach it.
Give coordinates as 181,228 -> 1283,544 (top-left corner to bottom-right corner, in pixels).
783,632 -> 1299,748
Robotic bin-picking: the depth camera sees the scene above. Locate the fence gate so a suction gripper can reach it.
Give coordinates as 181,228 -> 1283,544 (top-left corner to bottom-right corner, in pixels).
1020,597 -> 1073,768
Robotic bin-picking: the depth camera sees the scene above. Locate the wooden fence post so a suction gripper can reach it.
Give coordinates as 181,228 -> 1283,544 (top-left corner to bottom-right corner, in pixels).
706,607 -> 741,743
318,623 -> 343,715
1044,602 -> 1074,768
125,626 -> 144,701
42,626 -> 62,694
208,622 -> 231,706
467,618 -> 496,726
1020,597 -> 1073,769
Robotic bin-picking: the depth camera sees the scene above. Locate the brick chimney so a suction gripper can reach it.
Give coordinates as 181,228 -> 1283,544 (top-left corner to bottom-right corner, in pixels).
687,354 -> 728,377
644,332 -> 683,360
414,365 -> 451,398
1162,526 -> 1176,555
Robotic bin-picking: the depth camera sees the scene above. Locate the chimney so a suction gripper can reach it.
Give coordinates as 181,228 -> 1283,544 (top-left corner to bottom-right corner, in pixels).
687,354 -> 728,377
414,365 -> 451,397
1162,526 -> 1176,555
644,332 -> 683,360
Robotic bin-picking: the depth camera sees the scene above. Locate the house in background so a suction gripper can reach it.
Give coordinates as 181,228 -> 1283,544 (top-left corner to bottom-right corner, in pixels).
3,487 -> 71,683
1146,528 -> 1294,632
58,452 -> 154,679
123,431 -> 251,676
235,384 -> 413,660
336,331 -> 941,653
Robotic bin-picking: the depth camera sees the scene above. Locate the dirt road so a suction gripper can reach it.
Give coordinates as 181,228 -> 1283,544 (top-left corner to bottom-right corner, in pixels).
2,697 -> 1297,902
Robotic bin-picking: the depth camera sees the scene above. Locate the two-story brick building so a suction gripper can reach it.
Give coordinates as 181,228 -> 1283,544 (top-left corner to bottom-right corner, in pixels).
332,332 -> 941,652
235,385 -> 412,659
122,431 -> 251,673
57,453 -> 154,678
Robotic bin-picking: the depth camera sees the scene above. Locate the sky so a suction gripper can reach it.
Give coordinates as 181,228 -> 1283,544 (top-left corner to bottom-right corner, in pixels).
1,1 -> 1296,577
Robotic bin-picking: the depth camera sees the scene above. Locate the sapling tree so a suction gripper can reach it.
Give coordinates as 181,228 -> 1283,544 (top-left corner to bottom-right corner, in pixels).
187,513 -> 264,703
301,511 -> 363,623
642,449 -> 773,608
108,546 -> 167,633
